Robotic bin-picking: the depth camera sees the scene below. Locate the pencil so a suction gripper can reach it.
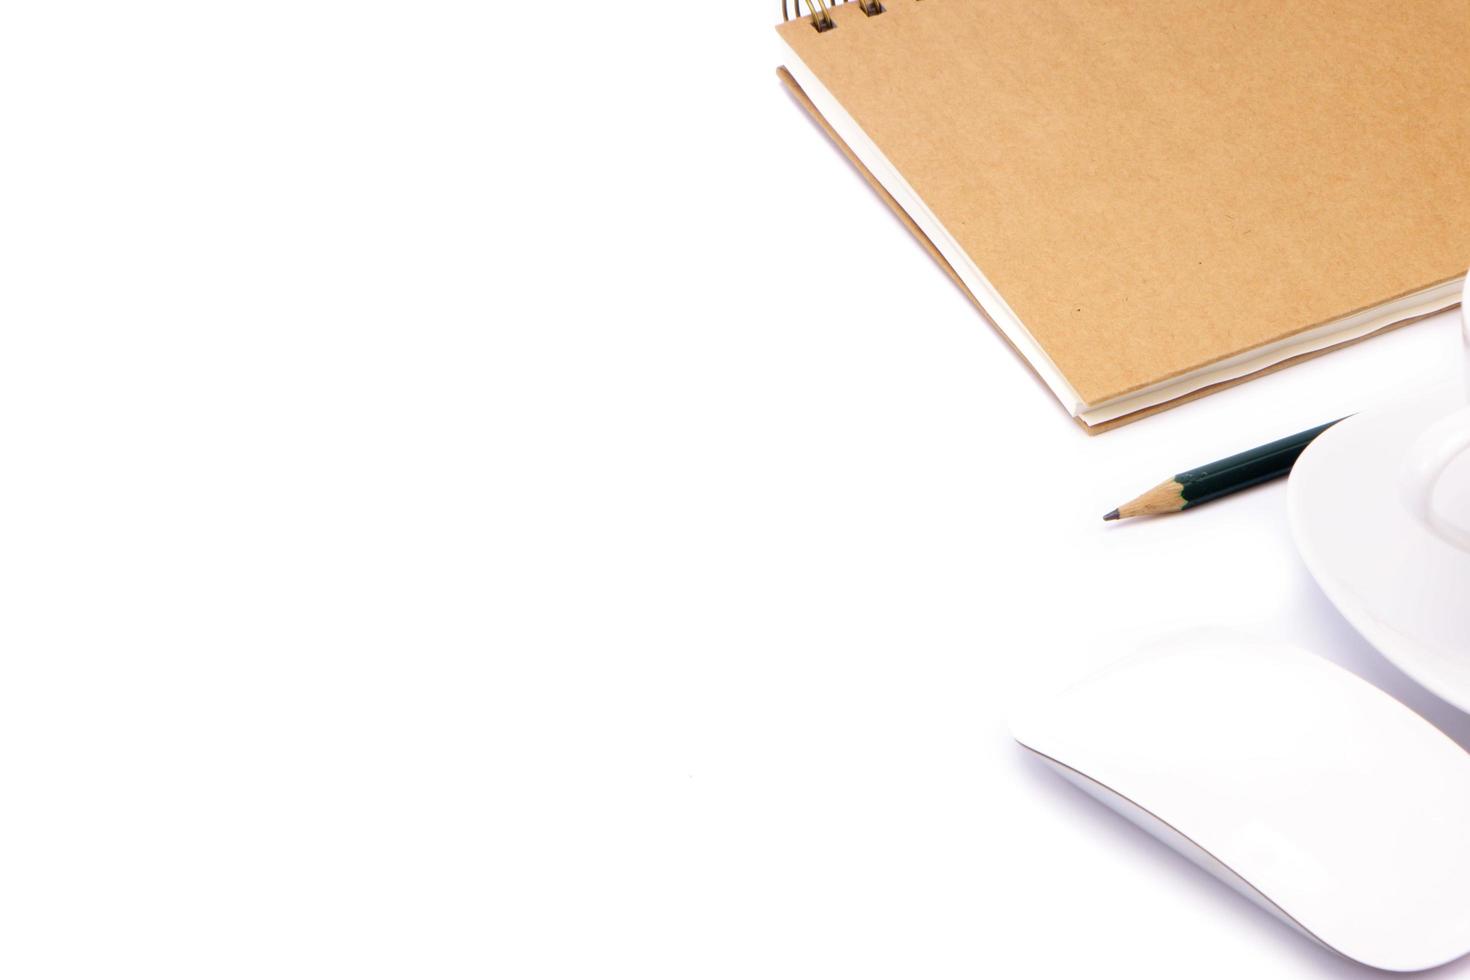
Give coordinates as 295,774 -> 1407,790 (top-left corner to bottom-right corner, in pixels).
1103,419 -> 1342,521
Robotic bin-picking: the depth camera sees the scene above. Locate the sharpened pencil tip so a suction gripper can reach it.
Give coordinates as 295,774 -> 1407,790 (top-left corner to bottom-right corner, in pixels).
1103,509 -> 1120,522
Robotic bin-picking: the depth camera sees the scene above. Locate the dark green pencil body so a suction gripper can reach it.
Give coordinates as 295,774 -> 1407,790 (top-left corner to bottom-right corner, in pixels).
1175,419 -> 1340,509
1105,418 -> 1342,520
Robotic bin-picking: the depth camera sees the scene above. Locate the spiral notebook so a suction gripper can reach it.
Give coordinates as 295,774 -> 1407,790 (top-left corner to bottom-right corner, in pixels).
775,0 -> 1470,430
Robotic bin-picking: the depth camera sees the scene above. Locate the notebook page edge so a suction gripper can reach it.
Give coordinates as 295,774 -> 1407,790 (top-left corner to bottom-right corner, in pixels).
777,38 -> 1087,417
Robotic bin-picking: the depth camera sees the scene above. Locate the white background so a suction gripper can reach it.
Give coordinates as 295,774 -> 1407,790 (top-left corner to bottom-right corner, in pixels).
3,2 -> 1467,976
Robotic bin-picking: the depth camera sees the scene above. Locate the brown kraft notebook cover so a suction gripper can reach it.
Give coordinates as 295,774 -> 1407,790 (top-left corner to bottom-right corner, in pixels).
775,0 -> 1470,429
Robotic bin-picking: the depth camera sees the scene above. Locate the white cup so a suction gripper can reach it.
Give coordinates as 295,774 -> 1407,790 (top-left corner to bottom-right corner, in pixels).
1400,274 -> 1470,551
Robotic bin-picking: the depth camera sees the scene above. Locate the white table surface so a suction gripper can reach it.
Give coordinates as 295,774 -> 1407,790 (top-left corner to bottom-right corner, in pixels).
5,4 -> 1466,976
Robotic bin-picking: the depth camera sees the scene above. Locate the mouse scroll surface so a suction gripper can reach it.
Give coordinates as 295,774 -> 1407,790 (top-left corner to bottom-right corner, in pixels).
1012,637 -> 1470,973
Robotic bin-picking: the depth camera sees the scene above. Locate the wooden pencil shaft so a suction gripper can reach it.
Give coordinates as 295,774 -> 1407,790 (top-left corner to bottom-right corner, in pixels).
1116,480 -> 1186,518
1105,418 -> 1344,520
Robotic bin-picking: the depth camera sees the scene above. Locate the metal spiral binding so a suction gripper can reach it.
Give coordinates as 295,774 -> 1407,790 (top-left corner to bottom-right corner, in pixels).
781,0 -> 884,32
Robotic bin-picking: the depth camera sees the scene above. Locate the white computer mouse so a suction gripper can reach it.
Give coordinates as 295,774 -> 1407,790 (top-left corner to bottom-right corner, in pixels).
1011,634 -> 1470,972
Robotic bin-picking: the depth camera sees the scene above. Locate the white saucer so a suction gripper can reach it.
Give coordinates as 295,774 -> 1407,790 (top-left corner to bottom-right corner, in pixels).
1289,389 -> 1470,712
